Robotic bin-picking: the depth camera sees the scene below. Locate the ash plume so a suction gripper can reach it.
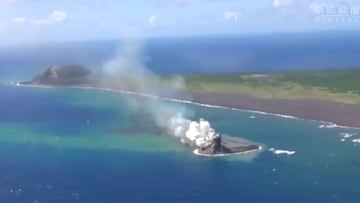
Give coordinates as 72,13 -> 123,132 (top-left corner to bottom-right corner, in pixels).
101,39 -> 188,128
101,39 -> 221,150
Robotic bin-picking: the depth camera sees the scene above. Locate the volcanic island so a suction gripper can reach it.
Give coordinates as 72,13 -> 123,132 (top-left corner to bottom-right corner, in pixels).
18,65 -> 263,156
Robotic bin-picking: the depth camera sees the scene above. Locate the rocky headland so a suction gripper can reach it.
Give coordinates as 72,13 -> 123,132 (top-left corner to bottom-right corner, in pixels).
20,65 -> 92,86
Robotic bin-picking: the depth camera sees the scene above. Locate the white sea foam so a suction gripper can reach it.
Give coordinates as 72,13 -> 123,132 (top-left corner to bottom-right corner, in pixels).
15,83 -> 360,130
278,115 -> 297,119
318,123 -> 339,129
193,145 -> 263,157
16,83 -> 55,89
352,139 -> 360,144
273,150 -> 296,155
339,132 -> 357,138
338,132 -> 358,143
269,148 -> 296,155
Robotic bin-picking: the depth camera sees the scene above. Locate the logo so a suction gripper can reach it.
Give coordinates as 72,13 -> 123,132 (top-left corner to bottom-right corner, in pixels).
313,3 -> 360,23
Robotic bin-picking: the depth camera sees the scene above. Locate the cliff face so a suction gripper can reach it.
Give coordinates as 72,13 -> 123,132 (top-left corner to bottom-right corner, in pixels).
32,65 -> 91,85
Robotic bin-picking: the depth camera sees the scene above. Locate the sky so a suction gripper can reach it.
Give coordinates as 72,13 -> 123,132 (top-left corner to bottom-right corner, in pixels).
0,0 -> 359,45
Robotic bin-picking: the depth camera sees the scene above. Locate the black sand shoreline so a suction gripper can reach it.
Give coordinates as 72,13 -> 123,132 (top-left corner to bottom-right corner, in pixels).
183,92 -> 360,128
17,83 -> 360,128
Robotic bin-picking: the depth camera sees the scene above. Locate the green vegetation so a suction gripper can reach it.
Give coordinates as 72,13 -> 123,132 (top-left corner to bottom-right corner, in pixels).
179,68 -> 360,104
279,68 -> 360,94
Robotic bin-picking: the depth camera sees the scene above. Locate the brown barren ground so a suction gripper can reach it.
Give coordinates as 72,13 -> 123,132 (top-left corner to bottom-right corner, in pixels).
172,91 -> 360,128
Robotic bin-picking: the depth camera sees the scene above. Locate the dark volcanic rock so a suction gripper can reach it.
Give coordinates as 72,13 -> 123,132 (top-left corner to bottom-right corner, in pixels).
29,65 -> 91,85
197,134 -> 260,155
198,135 -> 222,154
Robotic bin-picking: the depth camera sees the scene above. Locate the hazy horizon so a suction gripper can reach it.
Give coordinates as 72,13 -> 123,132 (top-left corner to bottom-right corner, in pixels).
1,0 -> 360,45
1,30 -> 360,83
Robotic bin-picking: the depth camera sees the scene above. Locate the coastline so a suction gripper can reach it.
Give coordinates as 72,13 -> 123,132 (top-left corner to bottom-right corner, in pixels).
16,83 -> 360,129
193,145 -> 263,157
184,91 -> 360,129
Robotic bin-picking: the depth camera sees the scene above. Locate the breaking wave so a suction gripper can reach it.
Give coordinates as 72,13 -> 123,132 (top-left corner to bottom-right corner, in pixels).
269,148 -> 296,155
352,139 -> 360,144
16,84 -> 360,130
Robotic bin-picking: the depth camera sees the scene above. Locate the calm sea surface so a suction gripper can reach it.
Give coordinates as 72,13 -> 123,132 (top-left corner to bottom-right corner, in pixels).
0,85 -> 359,203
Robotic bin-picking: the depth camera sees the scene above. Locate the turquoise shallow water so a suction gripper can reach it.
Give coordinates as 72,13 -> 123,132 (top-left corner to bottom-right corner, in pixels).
0,85 -> 359,203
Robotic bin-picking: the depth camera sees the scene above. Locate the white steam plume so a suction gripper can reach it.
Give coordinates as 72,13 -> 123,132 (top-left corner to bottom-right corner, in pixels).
101,39 -> 221,149
102,39 -> 188,128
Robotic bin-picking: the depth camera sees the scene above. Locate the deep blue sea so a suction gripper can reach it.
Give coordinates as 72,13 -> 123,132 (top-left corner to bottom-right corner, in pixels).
1,31 -> 360,82
0,85 -> 360,203
0,33 -> 360,203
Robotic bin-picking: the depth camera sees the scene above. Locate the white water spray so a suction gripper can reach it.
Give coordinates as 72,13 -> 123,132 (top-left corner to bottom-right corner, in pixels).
168,113 -> 221,148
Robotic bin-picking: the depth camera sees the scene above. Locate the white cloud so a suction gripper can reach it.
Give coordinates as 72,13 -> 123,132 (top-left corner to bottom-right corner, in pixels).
33,11 -> 67,25
272,0 -> 322,15
152,0 -> 202,7
10,10 -> 68,26
224,10 -> 240,23
273,0 -> 296,9
148,15 -> 157,26
12,17 -> 28,24
0,0 -> 20,3
0,0 -> 37,4
51,11 -> 67,22
175,0 -> 201,5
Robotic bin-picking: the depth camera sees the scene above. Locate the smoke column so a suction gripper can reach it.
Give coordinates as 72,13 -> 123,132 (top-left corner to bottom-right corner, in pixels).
101,39 -> 188,128
101,39 -> 221,149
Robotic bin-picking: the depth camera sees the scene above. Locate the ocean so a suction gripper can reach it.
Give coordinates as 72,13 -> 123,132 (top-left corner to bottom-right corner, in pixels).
0,85 -> 359,203
1,32 -> 360,203
1,31 -> 360,83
